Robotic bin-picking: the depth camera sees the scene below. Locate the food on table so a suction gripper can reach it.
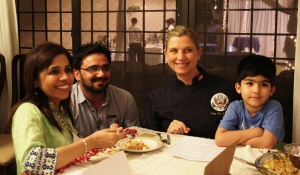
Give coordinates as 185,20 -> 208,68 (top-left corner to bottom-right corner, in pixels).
124,128 -> 138,136
261,152 -> 300,175
122,139 -> 150,150
139,133 -> 157,138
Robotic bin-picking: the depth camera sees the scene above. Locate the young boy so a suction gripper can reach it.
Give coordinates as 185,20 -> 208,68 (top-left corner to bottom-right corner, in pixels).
215,55 -> 285,149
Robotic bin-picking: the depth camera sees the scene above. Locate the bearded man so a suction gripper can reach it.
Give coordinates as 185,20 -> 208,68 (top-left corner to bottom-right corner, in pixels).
71,43 -> 139,137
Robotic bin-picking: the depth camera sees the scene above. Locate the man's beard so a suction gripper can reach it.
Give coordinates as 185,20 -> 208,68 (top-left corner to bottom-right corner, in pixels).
81,77 -> 110,93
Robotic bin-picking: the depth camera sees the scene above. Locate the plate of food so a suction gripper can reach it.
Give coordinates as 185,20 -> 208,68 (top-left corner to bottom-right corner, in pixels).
116,137 -> 164,153
255,152 -> 300,175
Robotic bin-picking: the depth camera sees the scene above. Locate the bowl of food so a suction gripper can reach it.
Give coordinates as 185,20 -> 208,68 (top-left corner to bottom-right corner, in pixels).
284,143 -> 300,169
255,152 -> 299,174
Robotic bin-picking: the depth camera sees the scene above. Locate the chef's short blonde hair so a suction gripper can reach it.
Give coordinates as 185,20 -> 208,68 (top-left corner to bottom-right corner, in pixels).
166,25 -> 200,50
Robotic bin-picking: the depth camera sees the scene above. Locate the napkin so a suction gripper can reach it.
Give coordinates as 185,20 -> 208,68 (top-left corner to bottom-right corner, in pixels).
167,136 -> 225,161
82,151 -> 132,175
204,140 -> 239,175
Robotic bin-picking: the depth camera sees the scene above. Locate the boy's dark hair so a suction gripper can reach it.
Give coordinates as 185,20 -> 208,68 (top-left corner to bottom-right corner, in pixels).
73,43 -> 111,69
236,55 -> 276,85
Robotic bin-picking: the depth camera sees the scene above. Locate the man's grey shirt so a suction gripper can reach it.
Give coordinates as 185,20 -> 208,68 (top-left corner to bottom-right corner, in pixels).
70,83 -> 140,137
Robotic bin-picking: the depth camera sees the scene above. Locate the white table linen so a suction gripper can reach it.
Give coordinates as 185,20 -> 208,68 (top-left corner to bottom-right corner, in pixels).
63,127 -> 272,175
145,44 -> 166,65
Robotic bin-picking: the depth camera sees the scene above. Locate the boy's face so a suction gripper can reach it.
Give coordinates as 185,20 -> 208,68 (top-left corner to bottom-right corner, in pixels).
235,75 -> 276,114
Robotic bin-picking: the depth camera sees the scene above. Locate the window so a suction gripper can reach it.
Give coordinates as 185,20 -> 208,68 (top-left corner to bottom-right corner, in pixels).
16,0 -> 295,142
17,0 -> 72,53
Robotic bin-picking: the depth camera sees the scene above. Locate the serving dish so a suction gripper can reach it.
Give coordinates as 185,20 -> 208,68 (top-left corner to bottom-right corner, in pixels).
283,143 -> 300,168
255,152 -> 300,175
116,137 -> 163,153
255,153 -> 279,175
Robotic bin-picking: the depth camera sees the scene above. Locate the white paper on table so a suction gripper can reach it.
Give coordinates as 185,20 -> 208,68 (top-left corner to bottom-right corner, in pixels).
82,151 -> 132,175
167,136 -> 225,161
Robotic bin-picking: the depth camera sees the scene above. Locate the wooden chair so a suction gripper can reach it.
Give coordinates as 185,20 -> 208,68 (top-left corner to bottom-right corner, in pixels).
0,54 -> 6,97
11,54 -> 27,107
0,54 -> 16,175
0,134 -> 15,175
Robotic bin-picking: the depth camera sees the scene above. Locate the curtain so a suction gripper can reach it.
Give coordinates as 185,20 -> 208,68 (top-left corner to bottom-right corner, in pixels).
227,0 -> 288,57
0,0 -> 19,133
294,1 -> 300,143
261,0 -> 297,58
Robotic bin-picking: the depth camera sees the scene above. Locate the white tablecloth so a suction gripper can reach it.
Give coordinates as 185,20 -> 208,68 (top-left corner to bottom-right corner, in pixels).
63,127 -> 272,175
145,44 -> 166,66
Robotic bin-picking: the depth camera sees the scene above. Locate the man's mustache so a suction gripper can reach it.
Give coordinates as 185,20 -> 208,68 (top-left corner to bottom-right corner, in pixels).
92,78 -> 107,82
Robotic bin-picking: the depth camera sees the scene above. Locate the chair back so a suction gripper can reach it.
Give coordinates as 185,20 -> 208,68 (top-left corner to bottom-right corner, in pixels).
271,70 -> 294,143
0,55 -> 16,173
0,54 -> 6,98
11,54 -> 27,107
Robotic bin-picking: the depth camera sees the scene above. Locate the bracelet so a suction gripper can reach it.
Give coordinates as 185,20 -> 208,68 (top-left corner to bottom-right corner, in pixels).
81,138 -> 87,156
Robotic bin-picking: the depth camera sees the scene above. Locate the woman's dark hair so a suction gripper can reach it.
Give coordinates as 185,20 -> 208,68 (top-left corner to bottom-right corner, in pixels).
73,43 -> 111,69
7,42 -> 74,133
236,55 -> 276,85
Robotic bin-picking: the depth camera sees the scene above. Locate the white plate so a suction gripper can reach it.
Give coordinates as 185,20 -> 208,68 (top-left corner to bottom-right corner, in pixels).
116,137 -> 163,153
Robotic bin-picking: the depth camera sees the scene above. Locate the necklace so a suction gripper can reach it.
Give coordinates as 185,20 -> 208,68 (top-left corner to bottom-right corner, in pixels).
49,102 -> 82,138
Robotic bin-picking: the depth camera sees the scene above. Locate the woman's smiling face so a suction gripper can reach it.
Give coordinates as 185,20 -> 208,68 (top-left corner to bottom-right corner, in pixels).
36,54 -> 74,108
164,35 -> 202,80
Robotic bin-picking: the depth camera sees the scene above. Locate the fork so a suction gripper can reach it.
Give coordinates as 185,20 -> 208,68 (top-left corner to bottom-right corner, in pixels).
156,133 -> 167,143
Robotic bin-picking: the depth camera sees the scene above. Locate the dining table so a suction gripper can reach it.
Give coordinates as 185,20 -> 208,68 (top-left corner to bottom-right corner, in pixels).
63,126 -> 273,175
232,36 -> 261,53
144,44 -> 166,66
199,43 -> 218,52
